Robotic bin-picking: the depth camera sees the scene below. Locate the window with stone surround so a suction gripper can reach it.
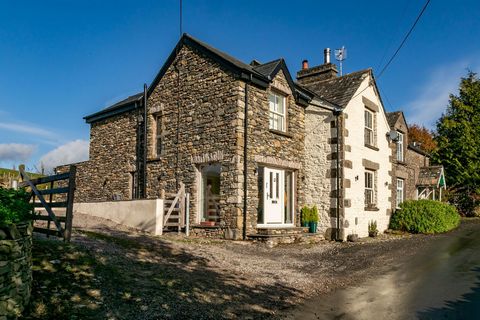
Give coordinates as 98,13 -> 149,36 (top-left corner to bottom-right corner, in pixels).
364,109 -> 374,146
396,132 -> 404,162
396,178 -> 404,208
364,169 -> 376,207
269,92 -> 286,132
155,114 -> 162,157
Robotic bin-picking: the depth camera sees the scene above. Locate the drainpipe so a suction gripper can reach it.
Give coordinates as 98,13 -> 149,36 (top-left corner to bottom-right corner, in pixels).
242,78 -> 250,240
135,100 -> 140,199
333,108 -> 342,241
143,84 -> 148,198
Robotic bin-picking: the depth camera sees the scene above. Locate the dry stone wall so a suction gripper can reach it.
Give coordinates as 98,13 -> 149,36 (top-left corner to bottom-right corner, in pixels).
146,45 -> 243,237
0,223 -> 33,319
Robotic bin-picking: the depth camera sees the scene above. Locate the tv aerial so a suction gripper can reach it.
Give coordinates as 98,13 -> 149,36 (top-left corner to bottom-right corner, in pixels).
335,46 -> 347,76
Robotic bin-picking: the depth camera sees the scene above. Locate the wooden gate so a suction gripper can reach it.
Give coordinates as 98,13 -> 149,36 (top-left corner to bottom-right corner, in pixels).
19,165 -> 76,241
162,182 -> 189,234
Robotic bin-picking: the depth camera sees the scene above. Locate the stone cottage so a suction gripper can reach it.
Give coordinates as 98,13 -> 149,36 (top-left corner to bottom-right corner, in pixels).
61,34 -> 431,241
73,34 -> 326,239
298,51 -> 393,239
386,111 -> 446,207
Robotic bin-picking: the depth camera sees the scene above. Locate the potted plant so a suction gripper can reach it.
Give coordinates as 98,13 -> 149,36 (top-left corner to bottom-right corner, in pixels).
301,206 -> 310,228
368,220 -> 378,237
309,205 -> 319,233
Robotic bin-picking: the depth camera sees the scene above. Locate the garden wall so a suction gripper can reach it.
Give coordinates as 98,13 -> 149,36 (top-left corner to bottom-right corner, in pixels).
0,223 -> 33,319
74,199 -> 165,235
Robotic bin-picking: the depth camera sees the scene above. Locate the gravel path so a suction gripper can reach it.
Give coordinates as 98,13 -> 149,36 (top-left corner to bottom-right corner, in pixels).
48,213 -> 438,319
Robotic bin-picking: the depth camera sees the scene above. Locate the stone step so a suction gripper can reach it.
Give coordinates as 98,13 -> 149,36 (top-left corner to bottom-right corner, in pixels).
256,227 -> 308,236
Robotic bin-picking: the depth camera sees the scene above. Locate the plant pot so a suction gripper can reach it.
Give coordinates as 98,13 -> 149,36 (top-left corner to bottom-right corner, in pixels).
302,221 -> 309,228
308,222 -> 318,233
200,221 -> 216,227
369,231 -> 378,238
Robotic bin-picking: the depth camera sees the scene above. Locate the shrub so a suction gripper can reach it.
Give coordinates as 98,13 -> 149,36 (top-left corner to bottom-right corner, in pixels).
301,206 -> 311,224
0,187 -> 33,225
389,199 -> 460,234
368,220 -> 378,237
311,205 -> 319,223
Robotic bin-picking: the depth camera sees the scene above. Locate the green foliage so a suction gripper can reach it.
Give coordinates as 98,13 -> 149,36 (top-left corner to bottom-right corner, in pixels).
368,220 -> 378,233
0,187 -> 33,225
432,71 -> 480,215
311,205 -> 319,223
389,200 -> 460,234
301,206 -> 311,224
301,205 -> 319,223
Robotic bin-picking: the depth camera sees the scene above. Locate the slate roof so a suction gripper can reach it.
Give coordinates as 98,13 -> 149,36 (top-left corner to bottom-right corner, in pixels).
408,143 -> 430,157
302,69 -> 371,107
253,59 -> 282,79
386,111 -> 402,128
84,93 -> 143,123
417,166 -> 445,187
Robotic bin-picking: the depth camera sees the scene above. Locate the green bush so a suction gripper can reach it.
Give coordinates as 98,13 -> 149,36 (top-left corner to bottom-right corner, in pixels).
390,199 -> 460,234
311,205 -> 319,223
0,187 -> 33,225
301,206 -> 311,224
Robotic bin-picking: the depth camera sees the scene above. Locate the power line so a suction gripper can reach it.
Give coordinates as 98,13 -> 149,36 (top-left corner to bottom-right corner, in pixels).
348,0 -> 431,104
377,0 -> 431,79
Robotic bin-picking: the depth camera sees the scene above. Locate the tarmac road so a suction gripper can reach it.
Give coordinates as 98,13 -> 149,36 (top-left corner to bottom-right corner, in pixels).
284,219 -> 480,320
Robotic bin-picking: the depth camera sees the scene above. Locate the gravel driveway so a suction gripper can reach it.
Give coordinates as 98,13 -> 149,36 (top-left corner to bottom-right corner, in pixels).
25,213 -> 439,319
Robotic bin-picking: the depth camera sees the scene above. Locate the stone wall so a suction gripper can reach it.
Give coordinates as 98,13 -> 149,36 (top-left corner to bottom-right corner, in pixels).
57,110 -> 138,203
145,45 -> 243,237
389,116 -> 430,209
244,70 -> 305,231
0,223 -> 33,319
303,105 -> 336,237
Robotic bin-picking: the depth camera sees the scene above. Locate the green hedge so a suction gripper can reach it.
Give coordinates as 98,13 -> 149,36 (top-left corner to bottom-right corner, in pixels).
0,188 -> 33,225
390,199 -> 460,234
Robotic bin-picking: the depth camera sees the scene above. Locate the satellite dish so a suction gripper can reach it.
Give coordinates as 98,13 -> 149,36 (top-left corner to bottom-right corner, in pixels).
334,46 -> 347,76
388,130 -> 399,142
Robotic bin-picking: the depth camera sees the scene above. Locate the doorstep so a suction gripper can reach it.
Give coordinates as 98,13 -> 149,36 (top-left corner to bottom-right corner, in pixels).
247,228 -> 324,247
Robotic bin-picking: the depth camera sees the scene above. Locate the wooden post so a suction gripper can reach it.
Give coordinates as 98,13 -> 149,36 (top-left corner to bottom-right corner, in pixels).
64,165 -> 76,242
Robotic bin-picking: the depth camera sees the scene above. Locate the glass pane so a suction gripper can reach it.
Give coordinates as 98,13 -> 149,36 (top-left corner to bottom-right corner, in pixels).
277,96 -> 284,114
284,171 -> 293,223
275,172 -> 279,199
269,94 -> 276,112
269,172 -> 273,199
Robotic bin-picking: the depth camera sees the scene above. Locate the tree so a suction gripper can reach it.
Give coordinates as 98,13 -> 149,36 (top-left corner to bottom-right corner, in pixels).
408,124 -> 437,153
433,71 -> 480,215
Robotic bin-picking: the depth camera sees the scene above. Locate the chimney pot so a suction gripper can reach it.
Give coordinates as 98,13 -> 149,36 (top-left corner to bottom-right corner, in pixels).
302,59 -> 309,70
324,48 -> 331,64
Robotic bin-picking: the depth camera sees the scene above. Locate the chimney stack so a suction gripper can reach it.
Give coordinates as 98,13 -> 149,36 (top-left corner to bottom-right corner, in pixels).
302,60 -> 309,70
324,48 -> 331,64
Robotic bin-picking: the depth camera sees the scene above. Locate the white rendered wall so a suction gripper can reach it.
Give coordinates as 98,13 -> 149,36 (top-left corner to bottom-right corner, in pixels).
74,199 -> 164,235
343,77 -> 392,238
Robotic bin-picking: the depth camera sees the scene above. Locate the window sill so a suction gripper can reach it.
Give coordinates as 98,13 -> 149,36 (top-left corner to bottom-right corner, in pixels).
269,129 -> 292,138
365,144 -> 379,151
147,156 -> 163,162
395,160 -> 407,166
364,206 -> 380,211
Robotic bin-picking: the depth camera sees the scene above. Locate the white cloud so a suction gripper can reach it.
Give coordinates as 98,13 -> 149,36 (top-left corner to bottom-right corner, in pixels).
403,59 -> 477,129
0,143 -> 36,162
0,122 -> 56,138
39,139 -> 89,172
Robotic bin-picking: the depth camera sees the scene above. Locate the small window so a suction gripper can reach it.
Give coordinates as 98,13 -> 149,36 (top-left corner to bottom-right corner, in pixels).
364,109 -> 374,146
155,115 -> 162,157
396,178 -> 404,207
396,132 -> 404,162
365,170 -> 375,207
269,92 -> 286,132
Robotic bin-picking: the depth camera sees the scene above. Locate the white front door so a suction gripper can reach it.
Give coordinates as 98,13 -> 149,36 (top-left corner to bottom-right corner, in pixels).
264,167 -> 284,224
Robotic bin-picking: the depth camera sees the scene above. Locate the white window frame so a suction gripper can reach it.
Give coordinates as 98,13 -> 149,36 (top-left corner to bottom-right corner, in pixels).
396,178 -> 404,208
364,109 -> 374,146
396,132 -> 404,162
269,92 -> 286,132
365,170 -> 375,207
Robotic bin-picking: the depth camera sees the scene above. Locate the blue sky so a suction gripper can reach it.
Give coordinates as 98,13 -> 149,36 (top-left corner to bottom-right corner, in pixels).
0,0 -> 478,171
